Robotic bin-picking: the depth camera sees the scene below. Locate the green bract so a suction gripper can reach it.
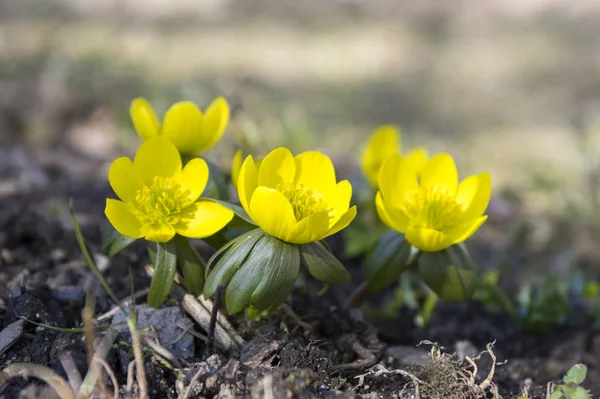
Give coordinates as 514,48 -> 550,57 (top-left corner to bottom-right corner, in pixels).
419,243 -> 477,302
365,231 -> 419,291
204,229 -> 350,314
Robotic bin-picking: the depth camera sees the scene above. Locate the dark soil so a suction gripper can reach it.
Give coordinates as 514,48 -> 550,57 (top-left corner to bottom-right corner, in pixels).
0,141 -> 599,398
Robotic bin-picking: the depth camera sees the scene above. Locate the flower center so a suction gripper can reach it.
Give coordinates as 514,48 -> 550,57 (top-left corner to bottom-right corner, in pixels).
400,186 -> 459,231
132,176 -> 192,226
276,183 -> 332,221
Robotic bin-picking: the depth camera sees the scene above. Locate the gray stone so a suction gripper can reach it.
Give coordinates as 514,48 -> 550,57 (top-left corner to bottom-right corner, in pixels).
113,305 -> 195,359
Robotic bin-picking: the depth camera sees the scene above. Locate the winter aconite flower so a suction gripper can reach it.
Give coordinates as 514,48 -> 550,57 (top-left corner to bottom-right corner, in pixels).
130,97 -> 230,156
231,149 -> 263,188
376,153 -> 491,252
204,147 -> 356,314
361,125 -> 428,187
105,136 -> 234,243
237,148 -> 357,244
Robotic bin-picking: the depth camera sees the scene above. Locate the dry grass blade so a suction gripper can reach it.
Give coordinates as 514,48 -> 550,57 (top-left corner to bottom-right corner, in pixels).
3,363 -> 75,399
96,288 -> 150,322
131,322 -> 148,399
143,333 -> 183,370
96,358 -> 119,399
126,360 -> 136,395
76,328 -> 119,399
82,289 -> 97,366
59,353 -> 83,394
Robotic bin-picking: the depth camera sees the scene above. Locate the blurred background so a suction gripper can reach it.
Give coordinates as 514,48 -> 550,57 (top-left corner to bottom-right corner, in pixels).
2,0 -> 600,281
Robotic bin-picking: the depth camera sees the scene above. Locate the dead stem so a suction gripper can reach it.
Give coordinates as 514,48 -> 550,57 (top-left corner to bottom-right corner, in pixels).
343,281 -> 370,309
203,285 -> 223,359
96,288 -> 150,322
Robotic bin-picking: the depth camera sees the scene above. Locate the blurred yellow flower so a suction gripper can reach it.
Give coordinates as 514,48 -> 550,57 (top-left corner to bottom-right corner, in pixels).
130,97 -> 230,156
376,153 -> 491,252
105,136 -> 234,242
237,148 -> 357,244
360,125 -> 428,187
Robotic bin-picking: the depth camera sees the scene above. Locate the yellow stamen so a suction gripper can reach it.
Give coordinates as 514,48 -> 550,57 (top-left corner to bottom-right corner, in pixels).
276,183 -> 333,222
132,176 -> 192,227
401,186 -> 458,231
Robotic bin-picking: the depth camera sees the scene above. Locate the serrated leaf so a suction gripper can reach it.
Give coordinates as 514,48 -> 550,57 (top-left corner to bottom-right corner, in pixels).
573,386 -> 591,399
564,364 -> 587,385
419,244 -> 477,302
300,241 -> 350,284
365,231 -> 418,291
147,240 -> 177,308
101,217 -> 136,257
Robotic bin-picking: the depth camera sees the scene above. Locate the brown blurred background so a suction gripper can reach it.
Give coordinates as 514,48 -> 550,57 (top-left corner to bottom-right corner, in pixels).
1,0 -> 600,275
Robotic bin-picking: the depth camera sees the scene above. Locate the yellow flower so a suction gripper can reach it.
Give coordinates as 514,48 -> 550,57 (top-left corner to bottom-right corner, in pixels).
376,153 -> 491,252
237,148 -> 357,244
231,149 -> 262,188
105,136 -> 234,242
130,97 -> 230,156
361,125 -> 428,187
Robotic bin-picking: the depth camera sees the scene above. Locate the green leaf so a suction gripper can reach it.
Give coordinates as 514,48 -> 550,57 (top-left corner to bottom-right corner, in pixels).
564,364 -> 588,385
299,241 -> 350,284
200,197 -> 255,226
147,240 -> 178,308
415,291 -> 438,328
101,217 -> 136,257
223,235 -> 300,313
419,244 -> 477,302
365,231 -> 419,291
249,237 -> 300,311
204,229 -> 264,298
573,386 -> 591,399
550,391 -> 564,399
174,235 -> 205,297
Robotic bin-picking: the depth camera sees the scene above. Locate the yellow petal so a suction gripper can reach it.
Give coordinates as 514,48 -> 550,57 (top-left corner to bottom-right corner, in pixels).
455,172 -> 492,221
134,136 -> 182,185
420,153 -> 458,194
144,224 -> 176,243
294,151 -> 336,196
360,125 -> 400,186
257,147 -> 296,189
130,98 -> 160,140
405,227 -> 453,252
444,216 -> 488,244
196,96 -> 230,153
404,147 -> 429,174
286,211 -> 330,244
231,150 -> 243,188
378,154 -> 419,205
237,155 -> 258,215
175,201 -> 234,238
179,158 -> 209,203
249,186 -> 296,241
329,180 -> 352,225
108,157 -> 140,202
162,101 -> 204,155
323,206 -> 357,239
376,191 -> 409,232
105,199 -> 146,239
